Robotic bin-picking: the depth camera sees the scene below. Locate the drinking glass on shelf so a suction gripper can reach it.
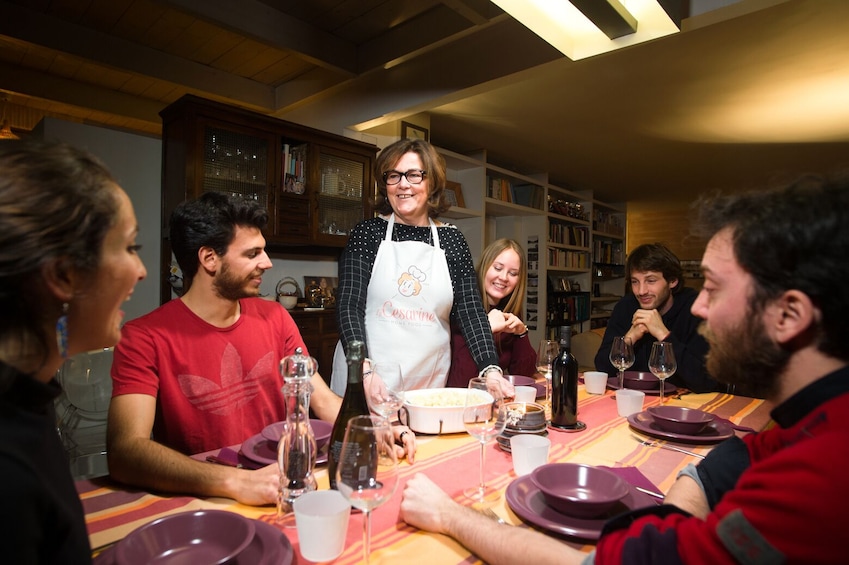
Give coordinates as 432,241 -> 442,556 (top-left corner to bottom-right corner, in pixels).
463,376 -> 508,506
366,361 -> 405,422
336,415 -> 399,565
648,341 -> 677,404
536,339 -> 559,419
609,336 -> 635,390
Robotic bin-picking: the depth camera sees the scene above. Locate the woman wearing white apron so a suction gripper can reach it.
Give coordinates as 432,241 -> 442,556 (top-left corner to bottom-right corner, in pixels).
331,139 -> 511,398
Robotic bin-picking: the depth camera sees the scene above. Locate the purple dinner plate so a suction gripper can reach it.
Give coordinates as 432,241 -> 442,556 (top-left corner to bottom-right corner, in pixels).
261,419 -> 333,449
115,510 -> 255,565
505,474 -> 656,540
234,519 -> 294,565
97,519 -> 294,565
241,433 -> 328,467
607,376 -> 677,396
628,410 -> 734,444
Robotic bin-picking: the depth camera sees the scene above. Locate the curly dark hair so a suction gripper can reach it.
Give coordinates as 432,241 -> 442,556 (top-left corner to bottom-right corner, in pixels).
692,173 -> 849,361
373,138 -> 450,218
169,192 -> 268,291
0,138 -> 118,376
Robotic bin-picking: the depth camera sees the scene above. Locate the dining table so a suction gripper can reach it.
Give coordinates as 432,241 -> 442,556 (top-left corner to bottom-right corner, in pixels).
78,381 -> 773,564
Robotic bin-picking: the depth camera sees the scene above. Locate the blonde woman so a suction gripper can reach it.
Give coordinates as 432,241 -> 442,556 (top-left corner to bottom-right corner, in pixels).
447,238 -> 536,387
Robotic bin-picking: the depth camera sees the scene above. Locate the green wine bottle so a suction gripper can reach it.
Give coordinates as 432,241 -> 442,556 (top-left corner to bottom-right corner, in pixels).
327,340 -> 370,489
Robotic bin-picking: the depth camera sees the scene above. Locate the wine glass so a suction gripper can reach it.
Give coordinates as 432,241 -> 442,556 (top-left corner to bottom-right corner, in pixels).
336,415 -> 399,565
463,376 -> 508,506
648,341 -> 677,404
366,361 -> 405,422
609,336 -> 635,390
536,339 -> 558,419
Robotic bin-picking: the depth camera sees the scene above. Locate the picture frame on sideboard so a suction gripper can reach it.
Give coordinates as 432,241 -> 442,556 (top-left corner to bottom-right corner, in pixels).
444,180 -> 465,208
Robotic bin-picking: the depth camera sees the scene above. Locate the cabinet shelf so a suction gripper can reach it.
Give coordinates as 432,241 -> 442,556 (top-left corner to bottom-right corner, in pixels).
485,197 -> 544,217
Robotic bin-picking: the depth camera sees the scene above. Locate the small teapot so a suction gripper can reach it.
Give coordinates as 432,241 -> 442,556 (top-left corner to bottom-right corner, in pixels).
275,277 -> 301,310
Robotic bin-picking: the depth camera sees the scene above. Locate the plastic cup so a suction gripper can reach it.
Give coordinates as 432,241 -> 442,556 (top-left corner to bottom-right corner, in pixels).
583,371 -> 608,395
616,389 -> 645,417
514,386 -> 537,403
509,435 -> 551,476
293,490 -> 351,562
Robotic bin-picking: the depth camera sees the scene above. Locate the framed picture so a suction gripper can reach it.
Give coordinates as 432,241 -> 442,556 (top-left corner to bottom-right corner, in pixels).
401,121 -> 429,142
444,180 -> 465,208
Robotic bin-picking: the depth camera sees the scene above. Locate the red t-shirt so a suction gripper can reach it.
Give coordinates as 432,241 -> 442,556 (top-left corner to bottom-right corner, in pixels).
111,298 -> 307,454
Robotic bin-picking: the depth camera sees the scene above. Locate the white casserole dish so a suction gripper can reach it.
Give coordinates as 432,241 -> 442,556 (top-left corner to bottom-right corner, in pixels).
400,388 -> 492,434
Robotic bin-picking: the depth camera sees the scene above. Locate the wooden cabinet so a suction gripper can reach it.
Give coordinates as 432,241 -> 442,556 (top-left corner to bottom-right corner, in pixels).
288,310 -> 338,385
159,95 -> 377,303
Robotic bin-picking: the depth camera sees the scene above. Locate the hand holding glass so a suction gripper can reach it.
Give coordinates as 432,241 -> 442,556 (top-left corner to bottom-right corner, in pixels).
336,415 -> 398,565
463,377 -> 507,505
366,362 -> 404,421
648,341 -> 677,404
609,336 -> 635,389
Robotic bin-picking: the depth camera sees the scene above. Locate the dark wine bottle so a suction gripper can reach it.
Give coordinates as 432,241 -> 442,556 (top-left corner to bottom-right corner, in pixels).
327,340 -> 370,489
550,325 -> 584,431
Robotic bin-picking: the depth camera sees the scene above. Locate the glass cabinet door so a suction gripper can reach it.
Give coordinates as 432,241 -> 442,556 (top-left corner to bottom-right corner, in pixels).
200,121 -> 275,209
313,147 -> 372,245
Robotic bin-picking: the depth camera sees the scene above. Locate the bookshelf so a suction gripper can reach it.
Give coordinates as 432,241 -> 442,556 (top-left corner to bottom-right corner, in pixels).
435,146 -> 626,344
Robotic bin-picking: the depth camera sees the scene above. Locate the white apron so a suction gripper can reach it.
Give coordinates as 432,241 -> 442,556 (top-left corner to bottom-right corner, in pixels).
330,214 -> 454,394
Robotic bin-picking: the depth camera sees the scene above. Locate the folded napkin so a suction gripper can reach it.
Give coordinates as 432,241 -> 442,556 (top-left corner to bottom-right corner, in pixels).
712,416 -> 757,434
215,447 -> 264,470
599,466 -> 664,504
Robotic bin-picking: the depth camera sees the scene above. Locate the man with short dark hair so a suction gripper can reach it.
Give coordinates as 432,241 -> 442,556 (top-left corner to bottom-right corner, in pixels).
595,242 -> 720,392
105,193 -> 413,506
400,174 -> 849,564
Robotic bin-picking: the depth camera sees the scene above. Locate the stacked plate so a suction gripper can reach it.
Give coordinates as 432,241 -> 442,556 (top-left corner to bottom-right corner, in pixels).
505,463 -> 658,540
496,402 -> 548,452
608,371 -> 678,396
93,509 -> 294,564
628,406 -> 732,444
240,419 -> 332,467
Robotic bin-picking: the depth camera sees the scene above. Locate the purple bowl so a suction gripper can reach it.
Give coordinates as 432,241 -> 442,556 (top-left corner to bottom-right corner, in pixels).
261,418 -> 333,450
647,406 -> 715,435
530,463 -> 629,518
622,371 -> 661,390
115,510 -> 255,565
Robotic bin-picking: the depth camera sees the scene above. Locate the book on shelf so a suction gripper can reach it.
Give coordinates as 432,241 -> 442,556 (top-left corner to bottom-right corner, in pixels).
512,183 -> 543,209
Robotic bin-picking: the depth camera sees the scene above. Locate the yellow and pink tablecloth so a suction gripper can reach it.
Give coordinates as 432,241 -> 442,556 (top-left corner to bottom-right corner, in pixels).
79,385 -> 773,563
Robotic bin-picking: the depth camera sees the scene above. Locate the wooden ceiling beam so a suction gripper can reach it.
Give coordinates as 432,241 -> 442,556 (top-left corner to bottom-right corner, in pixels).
0,1 -> 274,110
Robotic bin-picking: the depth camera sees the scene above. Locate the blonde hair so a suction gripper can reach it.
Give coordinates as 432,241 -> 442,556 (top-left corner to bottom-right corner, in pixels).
477,238 -> 527,317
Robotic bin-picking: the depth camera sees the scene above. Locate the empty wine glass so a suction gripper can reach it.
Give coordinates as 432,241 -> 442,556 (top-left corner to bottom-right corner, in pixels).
609,336 -> 635,390
537,339 -> 558,419
463,376 -> 507,506
336,415 -> 399,565
648,341 -> 677,404
366,361 -> 405,422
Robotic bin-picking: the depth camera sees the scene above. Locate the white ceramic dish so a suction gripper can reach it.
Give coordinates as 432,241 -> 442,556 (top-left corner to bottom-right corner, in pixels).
400,388 -> 492,434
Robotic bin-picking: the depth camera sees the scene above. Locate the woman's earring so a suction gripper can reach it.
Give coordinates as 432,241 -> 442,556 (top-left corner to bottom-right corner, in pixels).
56,303 -> 69,359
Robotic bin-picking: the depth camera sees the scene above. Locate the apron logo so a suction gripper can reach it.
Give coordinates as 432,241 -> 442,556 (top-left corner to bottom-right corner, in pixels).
397,265 -> 426,297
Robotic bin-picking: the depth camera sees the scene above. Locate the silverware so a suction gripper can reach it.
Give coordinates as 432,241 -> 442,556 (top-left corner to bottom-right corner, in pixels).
635,486 -> 665,500
478,507 -> 506,525
632,434 -> 706,459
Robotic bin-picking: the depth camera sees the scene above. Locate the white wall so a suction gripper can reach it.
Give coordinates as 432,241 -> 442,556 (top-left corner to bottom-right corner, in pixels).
33,117 -> 162,323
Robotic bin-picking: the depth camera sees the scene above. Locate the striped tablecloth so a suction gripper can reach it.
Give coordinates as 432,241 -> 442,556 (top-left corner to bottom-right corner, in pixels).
79,385 -> 773,563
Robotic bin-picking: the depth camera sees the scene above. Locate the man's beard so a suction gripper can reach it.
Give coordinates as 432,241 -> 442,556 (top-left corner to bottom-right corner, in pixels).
698,307 -> 790,399
214,261 -> 261,301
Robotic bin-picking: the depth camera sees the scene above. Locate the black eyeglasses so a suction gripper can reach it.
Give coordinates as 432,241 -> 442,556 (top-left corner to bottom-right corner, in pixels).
383,169 -> 426,185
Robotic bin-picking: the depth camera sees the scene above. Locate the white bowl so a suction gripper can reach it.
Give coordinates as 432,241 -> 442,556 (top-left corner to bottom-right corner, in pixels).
401,388 -> 491,434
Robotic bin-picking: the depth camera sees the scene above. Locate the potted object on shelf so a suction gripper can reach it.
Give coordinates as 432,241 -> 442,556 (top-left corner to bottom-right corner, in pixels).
276,277 -> 301,310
